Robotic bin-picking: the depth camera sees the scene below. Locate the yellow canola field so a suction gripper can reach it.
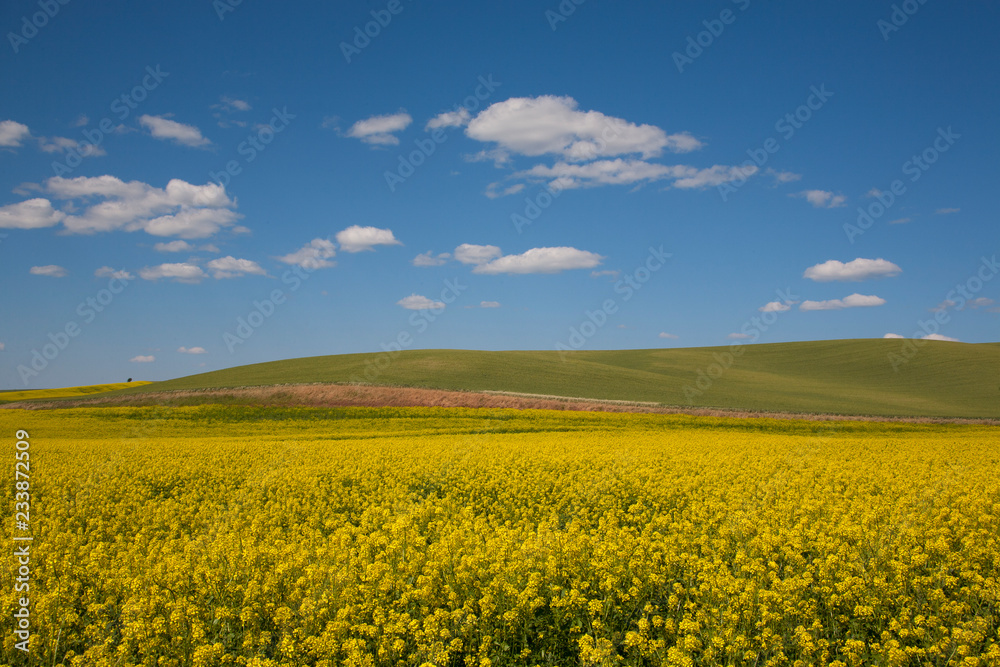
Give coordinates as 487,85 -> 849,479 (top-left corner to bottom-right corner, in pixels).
1,405 -> 998,667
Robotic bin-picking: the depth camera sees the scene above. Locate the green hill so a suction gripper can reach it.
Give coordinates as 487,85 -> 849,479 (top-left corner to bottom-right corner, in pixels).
100,339 -> 1000,419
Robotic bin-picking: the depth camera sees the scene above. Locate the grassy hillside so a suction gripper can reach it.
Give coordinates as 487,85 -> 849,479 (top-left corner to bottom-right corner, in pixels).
98,340 -> 1000,419
0,381 -> 153,403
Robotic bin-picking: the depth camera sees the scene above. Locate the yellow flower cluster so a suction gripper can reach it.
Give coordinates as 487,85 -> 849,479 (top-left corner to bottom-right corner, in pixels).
1,406 -> 998,666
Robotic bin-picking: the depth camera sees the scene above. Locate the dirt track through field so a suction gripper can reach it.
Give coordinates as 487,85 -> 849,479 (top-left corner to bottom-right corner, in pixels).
4,382 -> 998,425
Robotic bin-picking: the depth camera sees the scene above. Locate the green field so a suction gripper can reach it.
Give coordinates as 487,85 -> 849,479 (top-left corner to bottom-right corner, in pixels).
0,381 -> 153,403
92,339 -> 1000,419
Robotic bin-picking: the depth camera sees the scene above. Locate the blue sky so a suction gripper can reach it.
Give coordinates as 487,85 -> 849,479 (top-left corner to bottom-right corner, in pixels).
1,0 -> 997,388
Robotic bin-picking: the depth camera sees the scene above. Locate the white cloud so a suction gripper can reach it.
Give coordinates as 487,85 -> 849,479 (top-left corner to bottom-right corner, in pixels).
799,294 -> 886,311
883,333 -> 904,339
94,266 -> 134,280
930,300 -> 956,313
412,251 -> 450,267
922,333 -> 960,342
0,199 -> 65,229
346,112 -> 412,146
759,301 -> 795,313
129,355 -> 155,363
397,294 -> 445,310
277,238 -> 336,269
39,175 -> 240,238
672,164 -> 759,190
207,256 -> 266,279
335,225 -> 402,253
516,160 -> 755,191
472,247 -> 604,275
29,264 -> 67,277
139,263 -> 208,283
178,346 -> 207,354
154,240 -> 193,252
480,301 -> 501,308
0,120 -> 31,147
766,168 -> 802,184
426,108 -> 471,130
139,115 -> 211,147
37,135 -> 107,157
454,244 -> 502,265
803,258 -> 902,282
658,332 -> 679,339
888,218 -> 911,225
215,96 -> 251,112
484,182 -> 525,199
793,190 -> 847,208
466,96 -> 701,161
967,297 -> 994,309
936,208 -> 960,215
728,333 -> 752,340
591,270 -> 620,279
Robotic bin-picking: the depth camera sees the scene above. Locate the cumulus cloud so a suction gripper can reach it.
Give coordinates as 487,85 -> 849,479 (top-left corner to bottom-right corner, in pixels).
397,294 -> 445,310
484,183 -> 525,199
277,238 -> 336,269
139,115 -> 211,147
129,355 -> 155,363
31,175 -> 241,238
94,266 -> 134,280
346,112 -> 412,146
480,301 -> 501,308
0,199 -> 65,229
466,96 -> 701,161
922,333 -> 960,342
426,108 -> 471,130
139,263 -> 208,283
207,256 -> 266,279
759,301 -> 796,313
883,333 -> 904,339
0,120 -> 31,147
799,294 -> 886,311
29,264 -> 67,277
793,190 -> 847,208
515,160 -> 755,191
454,244 -> 502,265
803,258 -> 902,282
335,225 -> 402,253
766,168 -> 802,184
154,240 -> 193,252
178,346 -> 207,354
472,247 -> 604,275
930,300 -> 956,313
658,332 -> 679,339
37,135 -> 107,157
412,251 -> 450,267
